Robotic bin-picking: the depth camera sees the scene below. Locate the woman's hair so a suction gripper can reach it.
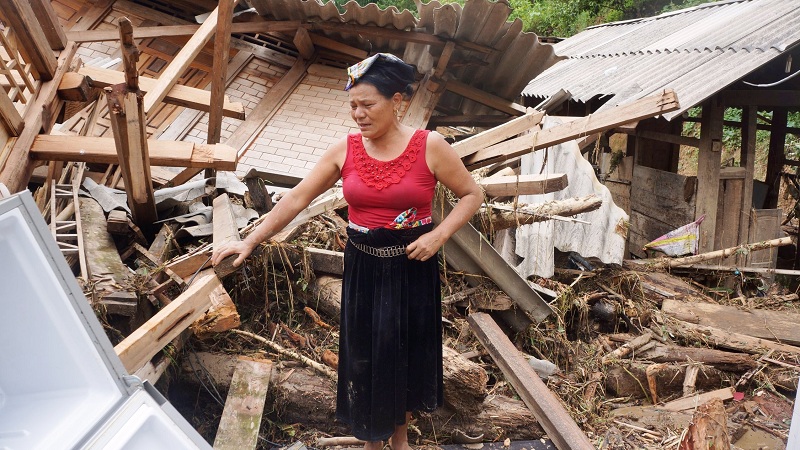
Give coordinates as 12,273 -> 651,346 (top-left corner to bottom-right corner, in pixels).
352,55 -> 416,99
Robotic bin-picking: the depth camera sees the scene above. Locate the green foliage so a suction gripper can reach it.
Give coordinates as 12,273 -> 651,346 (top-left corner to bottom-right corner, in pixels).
327,0 -> 419,14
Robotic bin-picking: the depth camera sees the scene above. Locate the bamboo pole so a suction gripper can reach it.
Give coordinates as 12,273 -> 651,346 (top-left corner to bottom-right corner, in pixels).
632,236 -> 793,269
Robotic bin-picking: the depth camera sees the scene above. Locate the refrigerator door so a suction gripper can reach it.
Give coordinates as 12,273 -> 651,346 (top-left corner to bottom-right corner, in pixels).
0,191 -> 210,450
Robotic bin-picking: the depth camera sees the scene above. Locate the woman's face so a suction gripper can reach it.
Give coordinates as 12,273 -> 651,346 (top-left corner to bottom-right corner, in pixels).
348,83 -> 401,139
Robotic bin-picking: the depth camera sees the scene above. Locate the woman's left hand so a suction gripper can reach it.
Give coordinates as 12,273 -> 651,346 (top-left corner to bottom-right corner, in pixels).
406,231 -> 444,261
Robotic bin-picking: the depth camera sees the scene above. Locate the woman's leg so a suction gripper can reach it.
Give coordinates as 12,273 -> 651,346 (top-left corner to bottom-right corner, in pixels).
388,412 -> 413,450
364,441 -> 383,450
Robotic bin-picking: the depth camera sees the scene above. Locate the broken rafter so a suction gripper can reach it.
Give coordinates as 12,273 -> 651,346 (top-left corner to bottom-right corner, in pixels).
78,66 -> 245,119
479,194 -> 602,231
143,1 -> 236,115
463,90 -> 681,169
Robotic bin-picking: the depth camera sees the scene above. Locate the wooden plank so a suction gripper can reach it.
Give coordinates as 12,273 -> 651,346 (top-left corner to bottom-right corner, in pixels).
446,79 -> 526,116
662,299 -> 800,347
80,66 -> 245,119
479,173 -> 567,197
65,21 -> 302,42
105,85 -> 158,228
433,198 -> 553,323
464,90 -> 681,169
0,0 -> 57,80
28,0 -> 67,50
452,110 -> 544,158
30,135 -> 237,170
468,313 -> 594,450
661,387 -> 734,412
79,197 -> 137,315
666,318 -> 800,356
401,73 -> 443,130
114,270 -> 222,372
212,193 -> 243,278
208,0 -> 235,146
213,358 -> 272,450
143,3 -> 225,115
293,27 -> 315,60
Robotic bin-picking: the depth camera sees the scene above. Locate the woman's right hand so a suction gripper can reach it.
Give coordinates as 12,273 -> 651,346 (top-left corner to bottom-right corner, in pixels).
211,240 -> 257,268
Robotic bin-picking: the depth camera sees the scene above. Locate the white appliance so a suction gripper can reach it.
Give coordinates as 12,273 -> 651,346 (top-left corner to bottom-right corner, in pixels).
0,190 -> 212,450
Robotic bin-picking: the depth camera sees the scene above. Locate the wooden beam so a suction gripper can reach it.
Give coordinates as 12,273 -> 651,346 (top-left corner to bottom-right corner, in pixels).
143,3 -> 227,115
308,33 -> 367,59
0,43 -> 77,193
662,299 -> 800,347
80,197 -> 138,315
30,135 -> 237,169
464,90 -> 681,169
293,27 -> 315,60
208,0 -> 235,146
432,198 -> 553,323
0,87 -> 23,136
446,79 -> 526,116
65,21 -> 302,43
695,99 -> 724,253
213,358 -> 272,450
0,0 -> 57,80
58,72 -> 94,102
115,270 -> 222,372
80,66 -> 245,119
401,73 -> 445,129
105,21 -> 157,229
468,313 -> 594,450
28,0 -> 67,50
721,90 -> 800,107
479,173 -> 567,197
212,193 -> 243,278
452,110 -> 544,158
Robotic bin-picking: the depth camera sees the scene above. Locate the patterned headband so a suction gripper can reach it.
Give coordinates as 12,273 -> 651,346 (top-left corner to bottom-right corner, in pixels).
345,53 -> 405,91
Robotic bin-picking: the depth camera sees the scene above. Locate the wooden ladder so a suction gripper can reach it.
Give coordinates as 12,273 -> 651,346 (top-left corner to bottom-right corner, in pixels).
50,164 -> 87,279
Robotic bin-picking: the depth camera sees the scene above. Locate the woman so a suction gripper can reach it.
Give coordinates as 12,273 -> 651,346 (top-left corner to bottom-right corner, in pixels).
211,53 -> 483,449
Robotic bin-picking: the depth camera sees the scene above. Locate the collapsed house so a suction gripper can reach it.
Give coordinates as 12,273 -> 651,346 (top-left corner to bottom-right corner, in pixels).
0,0 -> 799,449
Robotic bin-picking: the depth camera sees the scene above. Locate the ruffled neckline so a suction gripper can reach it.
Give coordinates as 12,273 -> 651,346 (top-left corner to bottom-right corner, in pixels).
350,130 -> 427,191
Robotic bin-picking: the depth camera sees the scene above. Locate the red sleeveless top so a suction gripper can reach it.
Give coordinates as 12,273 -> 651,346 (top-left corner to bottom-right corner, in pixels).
341,129 -> 436,229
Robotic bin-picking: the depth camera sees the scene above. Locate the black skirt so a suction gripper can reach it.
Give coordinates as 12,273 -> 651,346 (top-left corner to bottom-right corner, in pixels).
336,224 -> 443,441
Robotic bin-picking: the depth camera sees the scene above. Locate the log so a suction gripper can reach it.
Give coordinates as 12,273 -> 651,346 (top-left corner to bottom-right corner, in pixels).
442,346 -> 489,415
678,398 -> 730,450
662,299 -> 800,346
310,275 -> 342,324
180,354 -> 543,441
602,332 -> 652,364
477,195 -> 602,232
639,343 -> 757,372
626,236 -> 793,269
605,362 -> 728,400
666,318 -> 800,356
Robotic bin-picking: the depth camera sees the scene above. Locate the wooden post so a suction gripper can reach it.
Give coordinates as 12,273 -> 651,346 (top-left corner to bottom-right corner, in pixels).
105,18 -> 157,230
764,107 -> 788,209
738,106 -> 757,265
695,98 -> 724,253
0,0 -> 57,80
208,0 -> 235,147
28,0 -> 68,50
468,313 -> 594,450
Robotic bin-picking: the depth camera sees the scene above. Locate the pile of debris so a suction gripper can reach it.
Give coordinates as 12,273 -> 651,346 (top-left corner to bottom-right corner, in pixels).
56,162 -> 800,449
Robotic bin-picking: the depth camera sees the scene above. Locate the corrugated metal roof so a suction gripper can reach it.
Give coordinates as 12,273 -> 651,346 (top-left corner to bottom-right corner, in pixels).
248,0 -> 561,116
521,0 -> 800,120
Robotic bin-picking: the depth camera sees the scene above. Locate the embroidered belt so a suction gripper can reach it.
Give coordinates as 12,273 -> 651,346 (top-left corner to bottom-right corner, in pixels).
350,241 -> 407,258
